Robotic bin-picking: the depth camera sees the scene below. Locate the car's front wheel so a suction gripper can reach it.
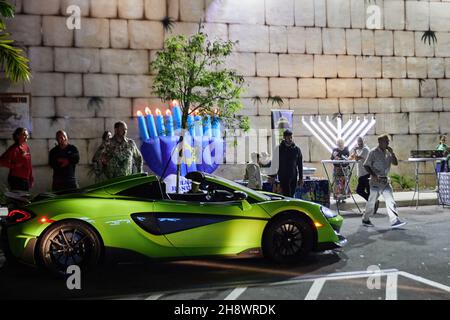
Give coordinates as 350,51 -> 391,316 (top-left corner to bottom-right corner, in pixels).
37,220 -> 102,274
262,214 -> 313,264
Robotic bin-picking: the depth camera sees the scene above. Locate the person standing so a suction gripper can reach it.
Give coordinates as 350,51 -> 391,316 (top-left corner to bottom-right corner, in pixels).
435,134 -> 449,172
351,137 -> 371,201
49,130 -> 80,191
276,130 -> 303,197
103,121 -> 143,179
331,139 -> 350,204
0,128 -> 33,191
92,130 -> 112,182
362,134 -> 406,229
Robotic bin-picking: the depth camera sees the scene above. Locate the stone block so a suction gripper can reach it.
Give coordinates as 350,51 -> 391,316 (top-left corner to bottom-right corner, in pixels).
224,53 -> 256,77
43,16 -> 73,47
180,0 -> 204,22
65,74 -> 83,97
75,19 -> 109,48
164,22 -> 198,39
269,78 -> 298,98
61,0 -> 90,16
13,0 -> 22,13
446,59 -> 450,78
84,74 -> 118,97
100,49 -> 149,75
269,26 -> 288,53
55,48 -> 100,73
322,28 -> 346,54
407,57 -> 427,79
401,98 -> 433,113
266,0 -> 294,26
110,20 -> 129,49
31,166 -> 53,194
229,24 -> 269,53
406,1 -> 429,31
339,98 -> 353,114
129,21 -> 164,50
443,99 -> 450,112
346,29 -> 361,55
27,139 -> 50,166
310,134 -> 332,162
56,98 -> 95,118
256,100 -> 275,116
119,75 -> 154,98
430,2 -> 450,32
392,79 -> 420,98
394,31 -> 414,57
356,56 -> 381,78
420,80 -> 437,98
350,0 -> 365,28
418,134 -> 439,150
437,80 -> 450,98
118,0 -> 144,19
68,139 -> 89,165
428,58 -> 445,79
327,79 -> 361,98
369,98 -> 401,113
8,15 -> 42,46
31,97 -> 55,118
292,115 -> 311,137
382,57 -> 406,79
23,0 -> 59,14
204,0 -> 264,25
376,79 -> 391,98
337,56 -> 355,78
384,1 -> 405,30
410,112 -> 439,134
237,99 -> 258,117
298,79 -> 326,98
28,73 -> 64,97
435,33 -> 450,58
294,0 -> 314,26
242,77 -> 269,98
354,98 -> 369,114
0,76 -> 23,93
376,113 -> 409,135
203,23 -> 228,42
256,53 -> 279,77
280,54 -> 313,77
391,135 -> 417,162
362,79 -> 376,98
32,118 -> 66,139
318,99 -> 339,115
168,0 -> 180,20
415,32 -> 435,57
361,30 -> 375,56
29,47 -> 53,72
314,55 -> 337,78
305,28 -> 322,54
131,98 -> 167,117
314,0 -> 327,27
375,31 -> 393,56
144,0 -> 166,20
440,113 -> 450,135
66,118 -> 106,139
91,0 -> 117,18
327,0 -> 350,28
433,98 -> 443,112
289,99 -> 319,115
287,27 -> 305,53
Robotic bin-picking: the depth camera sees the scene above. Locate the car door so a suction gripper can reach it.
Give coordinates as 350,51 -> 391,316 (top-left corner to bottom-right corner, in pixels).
153,198 -> 270,257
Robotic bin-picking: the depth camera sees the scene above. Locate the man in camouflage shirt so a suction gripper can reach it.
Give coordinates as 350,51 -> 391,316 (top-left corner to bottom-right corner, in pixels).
103,121 -> 143,179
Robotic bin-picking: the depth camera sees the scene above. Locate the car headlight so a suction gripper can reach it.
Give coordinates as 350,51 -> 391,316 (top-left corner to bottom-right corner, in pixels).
320,206 -> 337,219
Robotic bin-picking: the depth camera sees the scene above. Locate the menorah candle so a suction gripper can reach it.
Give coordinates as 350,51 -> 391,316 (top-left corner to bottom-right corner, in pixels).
194,112 -> 203,137
145,107 -> 158,139
171,100 -> 182,131
187,112 -> 195,136
203,115 -> 212,137
155,109 -> 166,136
165,110 -> 174,136
212,115 -> 221,138
136,111 -> 150,141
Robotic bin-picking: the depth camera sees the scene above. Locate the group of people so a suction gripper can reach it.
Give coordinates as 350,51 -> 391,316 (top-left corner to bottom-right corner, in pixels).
0,121 -> 143,193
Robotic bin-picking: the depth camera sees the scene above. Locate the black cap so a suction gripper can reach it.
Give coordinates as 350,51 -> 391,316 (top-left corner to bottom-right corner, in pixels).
283,129 -> 293,137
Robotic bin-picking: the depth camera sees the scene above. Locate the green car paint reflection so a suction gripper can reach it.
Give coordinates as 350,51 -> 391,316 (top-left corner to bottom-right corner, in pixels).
1,172 -> 346,273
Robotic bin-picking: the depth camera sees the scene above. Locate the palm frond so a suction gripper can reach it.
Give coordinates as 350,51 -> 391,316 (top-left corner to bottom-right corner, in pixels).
0,1 -> 15,19
421,29 -> 437,46
251,96 -> 262,105
0,33 -> 30,82
162,16 -> 175,32
87,97 -> 104,112
267,96 -> 284,107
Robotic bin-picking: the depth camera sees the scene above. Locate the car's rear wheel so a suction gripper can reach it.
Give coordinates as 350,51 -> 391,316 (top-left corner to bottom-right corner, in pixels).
37,220 -> 102,274
262,214 -> 313,264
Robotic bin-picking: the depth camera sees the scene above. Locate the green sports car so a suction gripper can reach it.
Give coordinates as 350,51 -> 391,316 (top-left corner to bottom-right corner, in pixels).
0,172 -> 346,273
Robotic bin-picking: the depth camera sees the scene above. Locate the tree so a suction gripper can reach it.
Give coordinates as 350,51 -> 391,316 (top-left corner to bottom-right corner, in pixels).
150,24 -> 248,192
0,0 -> 30,82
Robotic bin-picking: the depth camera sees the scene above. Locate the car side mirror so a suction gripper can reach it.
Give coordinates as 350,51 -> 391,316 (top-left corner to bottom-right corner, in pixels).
233,191 -> 248,201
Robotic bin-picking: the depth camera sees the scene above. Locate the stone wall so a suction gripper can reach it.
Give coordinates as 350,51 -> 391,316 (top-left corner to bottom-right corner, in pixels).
2,0 -> 450,193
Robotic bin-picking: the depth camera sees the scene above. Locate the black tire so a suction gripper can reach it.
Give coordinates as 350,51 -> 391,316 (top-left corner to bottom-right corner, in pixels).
37,220 -> 102,275
262,214 -> 314,264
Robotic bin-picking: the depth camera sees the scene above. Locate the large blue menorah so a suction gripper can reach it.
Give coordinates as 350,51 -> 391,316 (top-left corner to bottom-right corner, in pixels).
136,103 -> 224,180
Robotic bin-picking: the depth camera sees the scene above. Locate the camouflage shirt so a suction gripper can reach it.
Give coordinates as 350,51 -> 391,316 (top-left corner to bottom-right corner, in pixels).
103,137 -> 143,179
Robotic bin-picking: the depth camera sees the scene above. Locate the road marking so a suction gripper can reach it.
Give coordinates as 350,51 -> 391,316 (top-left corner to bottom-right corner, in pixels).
224,287 -> 247,300
399,272 -> 450,293
145,293 -> 164,300
386,273 -> 398,300
304,279 -> 326,300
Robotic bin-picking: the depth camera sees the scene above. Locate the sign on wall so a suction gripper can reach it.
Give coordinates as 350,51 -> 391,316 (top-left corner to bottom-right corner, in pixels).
0,94 -> 31,139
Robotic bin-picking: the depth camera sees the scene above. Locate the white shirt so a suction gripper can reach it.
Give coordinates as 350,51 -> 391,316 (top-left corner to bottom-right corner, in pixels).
355,146 -> 370,177
363,147 -> 393,177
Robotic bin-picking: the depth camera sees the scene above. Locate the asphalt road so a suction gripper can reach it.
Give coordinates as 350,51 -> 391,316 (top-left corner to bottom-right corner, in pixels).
0,205 -> 449,300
